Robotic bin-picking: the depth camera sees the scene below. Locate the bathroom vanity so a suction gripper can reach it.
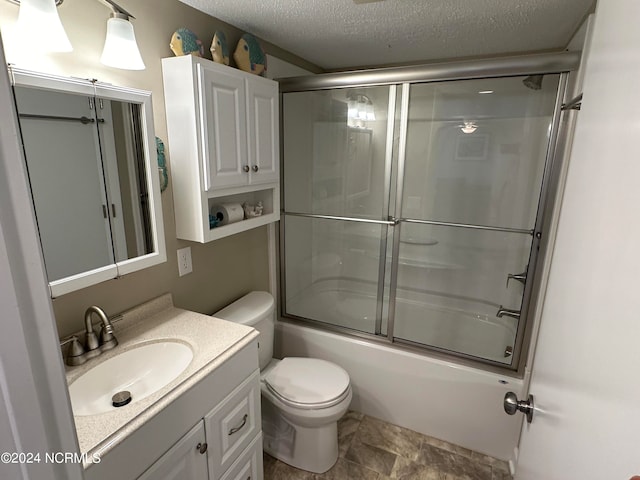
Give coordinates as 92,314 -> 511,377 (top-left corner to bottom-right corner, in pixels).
67,294 -> 263,480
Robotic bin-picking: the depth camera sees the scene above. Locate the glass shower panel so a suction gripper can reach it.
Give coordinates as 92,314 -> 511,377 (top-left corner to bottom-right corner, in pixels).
392,223 -> 533,364
282,86 -> 392,219
283,215 -> 388,335
401,75 -> 560,230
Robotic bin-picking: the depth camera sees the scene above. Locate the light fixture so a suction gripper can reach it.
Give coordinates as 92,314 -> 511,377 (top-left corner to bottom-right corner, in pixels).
460,121 -> 478,134
8,0 -> 145,69
14,0 -> 72,53
100,0 -> 145,70
478,90 -> 494,94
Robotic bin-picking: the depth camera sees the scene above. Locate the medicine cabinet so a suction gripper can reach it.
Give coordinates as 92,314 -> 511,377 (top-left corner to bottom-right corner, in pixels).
11,68 -> 166,297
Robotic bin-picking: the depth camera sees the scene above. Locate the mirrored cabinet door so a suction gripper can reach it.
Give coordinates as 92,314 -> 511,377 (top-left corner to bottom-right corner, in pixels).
11,68 -> 166,297
14,86 -> 116,282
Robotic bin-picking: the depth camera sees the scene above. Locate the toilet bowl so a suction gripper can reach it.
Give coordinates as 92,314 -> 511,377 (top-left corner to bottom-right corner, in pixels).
215,291 -> 352,474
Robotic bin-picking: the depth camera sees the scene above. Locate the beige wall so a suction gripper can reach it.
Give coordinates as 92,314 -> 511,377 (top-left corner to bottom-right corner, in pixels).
0,0 -> 319,337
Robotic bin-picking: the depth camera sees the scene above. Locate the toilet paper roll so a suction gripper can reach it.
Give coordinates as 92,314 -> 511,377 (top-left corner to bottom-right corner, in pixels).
211,203 -> 244,225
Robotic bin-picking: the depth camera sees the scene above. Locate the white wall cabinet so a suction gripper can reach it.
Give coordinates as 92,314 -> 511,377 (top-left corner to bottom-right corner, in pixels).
162,56 -> 280,243
138,371 -> 262,480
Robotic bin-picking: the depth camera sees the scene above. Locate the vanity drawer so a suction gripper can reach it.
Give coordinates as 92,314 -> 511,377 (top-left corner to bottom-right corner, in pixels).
220,432 -> 263,480
205,369 -> 261,479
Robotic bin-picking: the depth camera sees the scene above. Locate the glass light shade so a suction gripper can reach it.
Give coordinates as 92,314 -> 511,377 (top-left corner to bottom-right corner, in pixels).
365,101 -> 375,121
16,0 -> 72,52
357,99 -> 367,120
100,16 -> 145,70
347,98 -> 358,119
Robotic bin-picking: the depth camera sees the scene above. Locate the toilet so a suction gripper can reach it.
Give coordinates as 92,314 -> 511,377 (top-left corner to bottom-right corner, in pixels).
215,291 -> 352,474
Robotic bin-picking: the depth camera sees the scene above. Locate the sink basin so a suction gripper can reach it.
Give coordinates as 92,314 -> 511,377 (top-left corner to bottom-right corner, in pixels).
68,341 -> 193,416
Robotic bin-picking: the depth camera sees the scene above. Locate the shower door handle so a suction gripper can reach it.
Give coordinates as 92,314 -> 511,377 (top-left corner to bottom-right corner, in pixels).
503,392 -> 534,423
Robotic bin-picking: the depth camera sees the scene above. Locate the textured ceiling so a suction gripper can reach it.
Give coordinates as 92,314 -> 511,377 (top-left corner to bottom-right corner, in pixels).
180,0 -> 594,70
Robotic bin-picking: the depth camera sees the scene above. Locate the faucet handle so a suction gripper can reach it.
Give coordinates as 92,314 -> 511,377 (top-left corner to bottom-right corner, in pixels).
506,270 -> 527,288
99,324 -> 118,351
62,336 -> 87,366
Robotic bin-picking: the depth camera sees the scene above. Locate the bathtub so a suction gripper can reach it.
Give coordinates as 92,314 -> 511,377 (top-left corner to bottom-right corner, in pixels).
275,320 -> 523,461
276,278 -> 523,461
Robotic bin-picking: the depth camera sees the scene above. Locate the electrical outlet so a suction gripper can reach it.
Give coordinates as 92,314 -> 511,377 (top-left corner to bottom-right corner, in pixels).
177,247 -> 193,276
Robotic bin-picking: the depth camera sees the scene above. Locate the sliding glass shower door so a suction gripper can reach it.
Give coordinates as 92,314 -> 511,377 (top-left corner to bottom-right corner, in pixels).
282,85 -> 397,335
387,75 -> 562,364
281,70 -> 565,368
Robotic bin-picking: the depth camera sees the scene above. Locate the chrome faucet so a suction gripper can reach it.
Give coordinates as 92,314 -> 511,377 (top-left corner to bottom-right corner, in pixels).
86,305 -> 118,351
496,306 -> 521,320
60,306 -> 118,366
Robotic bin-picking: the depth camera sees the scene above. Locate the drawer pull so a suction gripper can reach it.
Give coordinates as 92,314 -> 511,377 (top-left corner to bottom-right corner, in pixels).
228,414 -> 248,436
196,442 -> 208,454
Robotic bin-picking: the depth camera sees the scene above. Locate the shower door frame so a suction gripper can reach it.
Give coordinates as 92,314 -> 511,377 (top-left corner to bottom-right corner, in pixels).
278,52 -> 580,374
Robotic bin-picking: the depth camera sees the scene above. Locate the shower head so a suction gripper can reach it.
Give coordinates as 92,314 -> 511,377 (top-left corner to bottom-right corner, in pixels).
523,74 -> 544,90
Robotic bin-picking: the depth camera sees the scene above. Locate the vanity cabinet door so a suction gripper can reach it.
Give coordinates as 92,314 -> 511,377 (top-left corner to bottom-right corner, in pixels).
138,421 -> 208,480
205,370 -> 261,480
246,79 -> 279,185
198,63 -> 249,191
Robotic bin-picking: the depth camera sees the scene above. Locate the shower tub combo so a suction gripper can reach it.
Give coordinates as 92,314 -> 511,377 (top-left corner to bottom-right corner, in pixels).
277,53 -> 578,459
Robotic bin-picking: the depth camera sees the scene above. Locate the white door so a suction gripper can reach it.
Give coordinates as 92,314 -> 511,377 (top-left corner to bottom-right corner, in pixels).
514,1 -> 640,479
246,78 -> 279,184
198,63 -> 248,190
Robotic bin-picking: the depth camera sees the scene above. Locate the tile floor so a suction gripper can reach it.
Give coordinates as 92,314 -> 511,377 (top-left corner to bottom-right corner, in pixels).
263,411 -> 511,480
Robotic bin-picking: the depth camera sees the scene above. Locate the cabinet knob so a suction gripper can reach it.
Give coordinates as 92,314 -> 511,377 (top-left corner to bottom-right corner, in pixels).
243,165 -> 250,173
252,165 -> 259,172
196,442 -> 208,454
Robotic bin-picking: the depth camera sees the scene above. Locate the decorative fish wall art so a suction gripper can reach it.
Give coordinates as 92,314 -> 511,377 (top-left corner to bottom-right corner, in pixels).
169,28 -> 204,57
210,30 -> 230,65
233,33 -> 267,76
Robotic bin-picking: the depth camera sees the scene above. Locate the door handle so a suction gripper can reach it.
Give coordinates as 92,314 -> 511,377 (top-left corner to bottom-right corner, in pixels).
503,392 -> 534,423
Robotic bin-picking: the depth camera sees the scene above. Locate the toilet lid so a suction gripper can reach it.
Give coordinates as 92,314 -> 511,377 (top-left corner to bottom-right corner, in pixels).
264,357 -> 350,408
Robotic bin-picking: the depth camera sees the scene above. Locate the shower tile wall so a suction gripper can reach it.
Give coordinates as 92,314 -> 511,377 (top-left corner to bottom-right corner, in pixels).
263,412 -> 511,480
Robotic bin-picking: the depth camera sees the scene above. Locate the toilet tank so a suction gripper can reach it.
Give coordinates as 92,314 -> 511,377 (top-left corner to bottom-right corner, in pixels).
214,291 -> 274,370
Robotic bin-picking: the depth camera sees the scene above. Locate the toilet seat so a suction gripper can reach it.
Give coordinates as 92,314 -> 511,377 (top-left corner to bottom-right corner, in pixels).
264,357 -> 351,410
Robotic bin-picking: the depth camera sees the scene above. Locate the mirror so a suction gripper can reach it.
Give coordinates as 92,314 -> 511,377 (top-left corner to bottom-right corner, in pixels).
11,68 -> 166,297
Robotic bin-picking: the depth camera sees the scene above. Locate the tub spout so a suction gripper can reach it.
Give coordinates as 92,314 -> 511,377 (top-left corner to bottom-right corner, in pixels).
496,306 -> 521,320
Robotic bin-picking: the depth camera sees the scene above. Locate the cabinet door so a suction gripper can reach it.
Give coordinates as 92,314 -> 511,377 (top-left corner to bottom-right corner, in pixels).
246,79 -> 279,185
198,64 -> 249,190
138,421 -> 208,480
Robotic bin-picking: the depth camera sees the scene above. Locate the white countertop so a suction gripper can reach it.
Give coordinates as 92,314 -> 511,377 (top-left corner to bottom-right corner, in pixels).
64,294 -> 257,467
